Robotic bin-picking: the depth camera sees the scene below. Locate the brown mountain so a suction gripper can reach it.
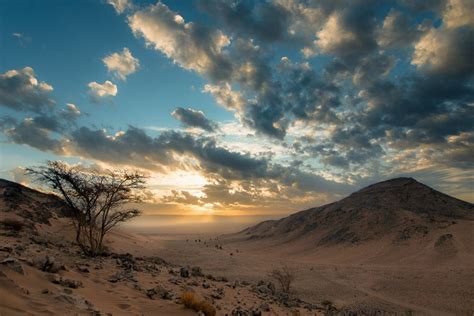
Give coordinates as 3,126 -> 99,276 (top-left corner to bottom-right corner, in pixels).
237,178 -> 474,247
0,178 -> 68,225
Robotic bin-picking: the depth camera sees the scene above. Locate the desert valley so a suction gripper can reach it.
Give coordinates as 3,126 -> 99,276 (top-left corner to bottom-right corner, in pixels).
1,0 -> 474,315
1,177 -> 473,315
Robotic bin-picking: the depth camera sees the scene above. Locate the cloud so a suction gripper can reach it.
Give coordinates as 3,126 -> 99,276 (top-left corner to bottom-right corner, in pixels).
312,2 -> 378,61
0,116 -> 64,153
87,80 -> 118,102
171,107 -> 217,132
103,47 -> 140,80
0,67 -> 54,113
128,2 -> 233,81
197,0 -> 290,43
443,0 -> 474,28
203,83 -> 246,111
412,27 -> 474,77
12,32 -> 31,46
60,103 -> 81,121
107,0 -> 132,14
377,9 -> 423,48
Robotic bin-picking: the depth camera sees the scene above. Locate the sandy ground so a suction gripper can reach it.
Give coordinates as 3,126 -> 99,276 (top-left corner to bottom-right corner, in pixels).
133,220 -> 474,315
1,206 -> 473,315
0,217 -> 326,316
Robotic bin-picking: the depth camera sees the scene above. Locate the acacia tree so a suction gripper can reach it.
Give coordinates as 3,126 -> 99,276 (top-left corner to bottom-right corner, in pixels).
27,161 -> 146,256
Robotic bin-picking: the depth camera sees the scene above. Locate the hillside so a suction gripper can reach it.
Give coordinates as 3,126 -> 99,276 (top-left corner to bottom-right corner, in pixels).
236,178 -> 474,250
0,179 -> 326,315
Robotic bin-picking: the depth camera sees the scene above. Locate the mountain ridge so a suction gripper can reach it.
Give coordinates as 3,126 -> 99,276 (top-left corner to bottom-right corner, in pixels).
237,177 -> 474,246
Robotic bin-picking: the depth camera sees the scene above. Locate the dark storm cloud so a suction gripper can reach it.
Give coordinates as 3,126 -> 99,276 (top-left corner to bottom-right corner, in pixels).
377,9 -> 425,49
197,0 -> 290,43
0,67 -> 54,113
0,116 -> 64,153
69,126 -> 350,195
171,107 -> 217,132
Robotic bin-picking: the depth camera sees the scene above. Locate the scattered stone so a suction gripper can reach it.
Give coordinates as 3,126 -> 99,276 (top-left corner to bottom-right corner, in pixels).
1,257 -> 25,274
0,246 -> 12,253
63,288 -> 73,294
180,267 -> 190,278
146,285 -> 174,300
231,306 -> 250,316
49,274 -> 83,289
187,280 -> 199,287
108,270 -> 136,283
33,255 -> 64,273
259,303 -> 270,312
215,276 -> 228,282
76,265 -> 90,273
41,289 -> 50,294
191,266 -> 203,277
211,287 -> 225,299
168,276 -> 182,285
202,281 -> 210,289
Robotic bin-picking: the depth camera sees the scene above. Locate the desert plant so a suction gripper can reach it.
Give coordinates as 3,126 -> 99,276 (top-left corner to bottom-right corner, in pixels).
181,291 -> 216,316
269,265 -> 295,294
26,161 -> 146,256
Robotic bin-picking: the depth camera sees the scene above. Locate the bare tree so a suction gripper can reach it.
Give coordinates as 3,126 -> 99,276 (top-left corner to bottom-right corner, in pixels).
26,161 -> 146,256
269,265 -> 296,294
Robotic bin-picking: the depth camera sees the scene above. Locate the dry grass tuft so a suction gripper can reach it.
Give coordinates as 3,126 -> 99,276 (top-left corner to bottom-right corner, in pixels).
181,291 -> 216,316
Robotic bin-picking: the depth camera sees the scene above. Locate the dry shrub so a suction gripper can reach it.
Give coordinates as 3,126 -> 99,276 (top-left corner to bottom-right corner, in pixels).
269,265 -> 295,294
181,291 -> 216,316
0,218 -> 25,232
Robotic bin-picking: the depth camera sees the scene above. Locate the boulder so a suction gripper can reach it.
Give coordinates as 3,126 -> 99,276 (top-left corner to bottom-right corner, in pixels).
1,257 -> 25,274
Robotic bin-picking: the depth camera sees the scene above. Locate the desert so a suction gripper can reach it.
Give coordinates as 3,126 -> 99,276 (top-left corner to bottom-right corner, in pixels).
1,177 -> 473,315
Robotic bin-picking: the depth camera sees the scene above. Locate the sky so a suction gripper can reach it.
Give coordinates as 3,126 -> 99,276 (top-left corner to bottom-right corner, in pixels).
0,0 -> 473,217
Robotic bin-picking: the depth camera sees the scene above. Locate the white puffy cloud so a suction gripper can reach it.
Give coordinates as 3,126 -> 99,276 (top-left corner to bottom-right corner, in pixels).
103,47 -> 140,80
128,2 -> 233,81
87,80 -> 118,101
107,0 -> 131,14
202,84 -> 246,111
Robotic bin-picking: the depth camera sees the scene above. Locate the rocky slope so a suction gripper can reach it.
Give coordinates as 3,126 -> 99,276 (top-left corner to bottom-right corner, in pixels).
237,178 -> 474,247
0,179 -> 329,315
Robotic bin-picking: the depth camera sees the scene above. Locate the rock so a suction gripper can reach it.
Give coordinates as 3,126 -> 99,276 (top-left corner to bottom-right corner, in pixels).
76,265 -> 90,273
33,256 -> 64,273
231,306 -> 250,316
250,306 -> 262,316
191,266 -> 203,277
180,267 -> 190,278
202,281 -> 210,289
215,276 -> 228,282
1,257 -> 25,274
112,253 -> 136,270
108,270 -> 135,283
49,274 -> 83,288
187,280 -> 199,286
211,287 -> 225,299
168,277 -> 181,285
41,289 -> 50,294
146,285 -> 174,300
259,303 -> 270,312
0,246 -> 12,252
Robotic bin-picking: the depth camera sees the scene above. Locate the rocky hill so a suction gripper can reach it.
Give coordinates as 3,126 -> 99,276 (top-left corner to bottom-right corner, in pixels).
238,178 -> 474,246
